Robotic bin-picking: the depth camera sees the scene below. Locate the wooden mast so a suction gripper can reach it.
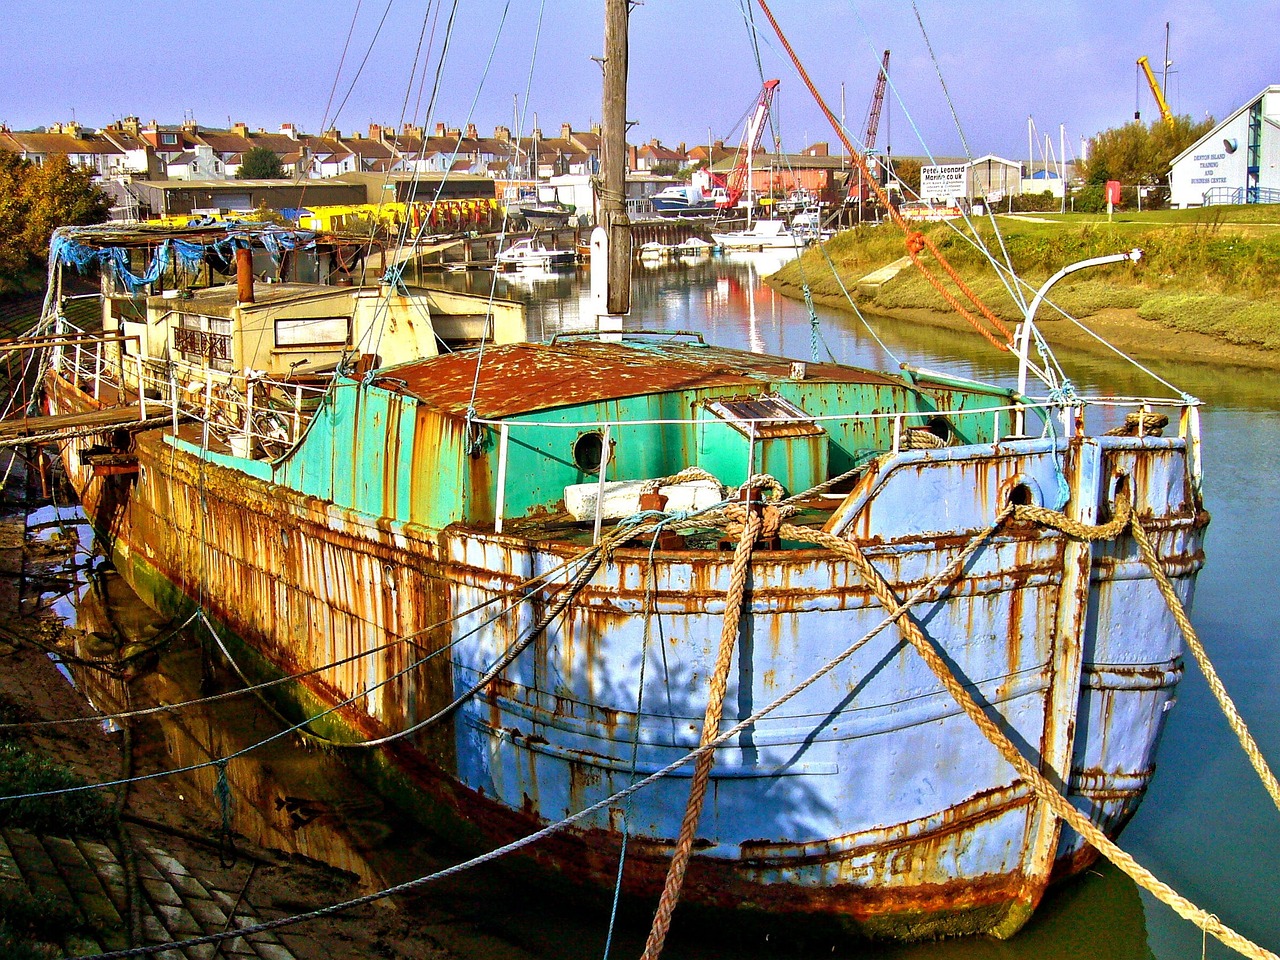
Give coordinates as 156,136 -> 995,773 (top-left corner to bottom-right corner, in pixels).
601,0 -> 631,316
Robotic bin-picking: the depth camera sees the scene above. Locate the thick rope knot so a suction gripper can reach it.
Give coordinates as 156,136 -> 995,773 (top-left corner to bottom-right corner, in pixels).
1011,482 -> 1133,541
1047,379 -> 1081,406
760,504 -> 783,543
736,473 -> 785,502
905,230 -> 926,256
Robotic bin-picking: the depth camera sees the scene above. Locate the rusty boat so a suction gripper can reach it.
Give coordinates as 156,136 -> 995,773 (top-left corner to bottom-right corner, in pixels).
31,3 -> 1209,946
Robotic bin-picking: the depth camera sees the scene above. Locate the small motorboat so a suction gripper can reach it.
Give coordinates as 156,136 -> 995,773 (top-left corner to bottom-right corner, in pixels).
494,237 -> 577,270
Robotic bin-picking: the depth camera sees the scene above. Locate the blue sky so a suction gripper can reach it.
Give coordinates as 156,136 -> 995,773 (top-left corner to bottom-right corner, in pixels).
2,0 -> 1274,163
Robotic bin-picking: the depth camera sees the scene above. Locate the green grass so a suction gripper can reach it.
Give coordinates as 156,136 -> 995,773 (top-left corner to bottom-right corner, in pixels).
0,882 -> 86,959
773,212 -> 1280,352
0,693 -> 115,840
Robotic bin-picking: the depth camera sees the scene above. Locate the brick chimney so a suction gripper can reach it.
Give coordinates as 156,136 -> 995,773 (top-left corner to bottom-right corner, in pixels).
232,121 -> 248,138
368,123 -> 384,142
560,122 -> 572,140
279,122 -> 298,139
434,122 -> 446,137
121,116 -> 141,137
465,123 -> 478,139
446,127 -> 461,140
628,144 -> 638,170
494,125 -> 510,142
325,127 -> 340,140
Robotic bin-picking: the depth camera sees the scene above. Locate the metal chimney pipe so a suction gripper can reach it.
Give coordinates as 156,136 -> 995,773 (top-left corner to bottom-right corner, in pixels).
236,247 -> 255,303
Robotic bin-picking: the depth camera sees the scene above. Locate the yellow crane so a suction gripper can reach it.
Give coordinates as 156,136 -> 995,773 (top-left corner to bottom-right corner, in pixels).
1136,55 -> 1174,127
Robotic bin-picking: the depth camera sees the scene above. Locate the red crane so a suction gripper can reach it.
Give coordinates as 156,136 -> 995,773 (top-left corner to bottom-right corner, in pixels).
848,50 -> 890,202
715,78 -> 780,209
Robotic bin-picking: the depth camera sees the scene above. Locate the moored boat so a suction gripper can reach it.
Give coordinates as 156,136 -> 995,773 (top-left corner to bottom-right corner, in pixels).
26,0 -> 1211,947
712,218 -> 809,250
495,236 -> 577,270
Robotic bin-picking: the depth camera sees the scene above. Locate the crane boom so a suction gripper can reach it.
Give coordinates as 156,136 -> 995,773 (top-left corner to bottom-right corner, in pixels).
847,50 -> 889,203
864,50 -> 890,151
1137,55 -> 1174,126
717,78 -> 779,209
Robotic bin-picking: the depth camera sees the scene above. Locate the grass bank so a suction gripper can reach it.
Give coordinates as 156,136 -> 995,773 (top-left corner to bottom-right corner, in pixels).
767,205 -> 1280,362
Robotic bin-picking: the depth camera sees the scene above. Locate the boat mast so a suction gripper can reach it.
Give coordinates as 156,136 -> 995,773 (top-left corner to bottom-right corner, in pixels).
601,0 -> 632,316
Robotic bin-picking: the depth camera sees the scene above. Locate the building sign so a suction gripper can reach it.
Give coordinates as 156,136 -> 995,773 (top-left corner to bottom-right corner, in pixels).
1189,151 -> 1229,186
920,164 -> 968,202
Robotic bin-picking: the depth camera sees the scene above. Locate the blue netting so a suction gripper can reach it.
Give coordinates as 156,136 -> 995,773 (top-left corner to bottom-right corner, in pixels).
49,225 -> 319,283
49,235 -> 102,273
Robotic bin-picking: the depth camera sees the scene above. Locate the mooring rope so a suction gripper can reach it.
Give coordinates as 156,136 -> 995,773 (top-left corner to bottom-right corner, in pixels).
1130,516 -> 1280,814
770,506 -> 1277,960
640,500 -> 763,960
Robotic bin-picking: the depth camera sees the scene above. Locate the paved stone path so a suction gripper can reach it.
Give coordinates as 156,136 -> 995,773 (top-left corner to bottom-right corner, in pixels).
0,828 -> 306,959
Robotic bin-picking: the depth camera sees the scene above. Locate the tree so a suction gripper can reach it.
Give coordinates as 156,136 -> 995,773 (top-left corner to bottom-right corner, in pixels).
0,153 -> 109,294
1083,115 -> 1214,187
237,146 -> 285,180
889,157 -> 922,197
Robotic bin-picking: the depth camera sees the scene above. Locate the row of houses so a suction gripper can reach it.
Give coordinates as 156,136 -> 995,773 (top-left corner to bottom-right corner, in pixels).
0,115 -> 740,183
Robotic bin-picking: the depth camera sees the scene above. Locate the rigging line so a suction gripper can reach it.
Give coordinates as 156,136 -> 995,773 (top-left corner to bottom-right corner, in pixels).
361,0 -> 441,275
602,526 -> 662,960
0,540 -> 604,801
0,523 -> 620,796
329,0 -> 400,132
0,562 -> 541,803
844,6 -> 935,165
412,0 -> 446,124
69,512 -> 1009,960
752,0 -> 1013,353
812,241 -> 902,366
463,0 -> 547,427
0,537 -> 602,734
360,0 -> 462,350
316,0 -> 365,143
910,1 -> 971,160
370,0 -> 511,362
384,0 -> 454,259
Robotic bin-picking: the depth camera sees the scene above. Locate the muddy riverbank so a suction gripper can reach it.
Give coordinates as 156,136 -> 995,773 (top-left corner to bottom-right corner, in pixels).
765,274 -> 1280,373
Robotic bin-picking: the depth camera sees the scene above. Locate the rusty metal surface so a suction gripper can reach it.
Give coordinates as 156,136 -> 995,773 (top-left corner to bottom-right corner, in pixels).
46,366 -> 1205,939
372,339 -> 899,419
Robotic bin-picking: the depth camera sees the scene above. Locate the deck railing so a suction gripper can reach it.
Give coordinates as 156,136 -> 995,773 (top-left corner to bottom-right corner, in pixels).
52,317 -> 331,460
475,394 -> 1203,537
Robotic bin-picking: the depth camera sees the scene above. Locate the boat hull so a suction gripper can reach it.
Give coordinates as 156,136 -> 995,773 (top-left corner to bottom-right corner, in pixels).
47,371 -> 1203,940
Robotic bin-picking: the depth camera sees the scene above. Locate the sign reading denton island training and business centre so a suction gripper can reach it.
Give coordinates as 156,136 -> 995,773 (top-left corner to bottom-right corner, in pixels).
920,163 -> 968,202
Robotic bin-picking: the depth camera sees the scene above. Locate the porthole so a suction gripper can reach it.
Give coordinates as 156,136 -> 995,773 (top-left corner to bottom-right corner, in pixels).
925,415 -> 952,444
1008,483 -> 1034,506
1001,474 -> 1041,508
573,431 -> 607,473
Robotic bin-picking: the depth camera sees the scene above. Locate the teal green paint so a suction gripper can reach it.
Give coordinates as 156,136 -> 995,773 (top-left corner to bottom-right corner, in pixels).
353,389 -> 390,517
245,372 -> 1009,530
167,438 -> 273,481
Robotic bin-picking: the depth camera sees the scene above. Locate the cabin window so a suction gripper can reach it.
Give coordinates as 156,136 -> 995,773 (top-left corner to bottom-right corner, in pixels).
274,316 -> 350,348
161,133 -> 177,145
174,313 -> 233,370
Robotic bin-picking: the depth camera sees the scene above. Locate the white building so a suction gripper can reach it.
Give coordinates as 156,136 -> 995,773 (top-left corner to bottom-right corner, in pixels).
1169,85 -> 1280,208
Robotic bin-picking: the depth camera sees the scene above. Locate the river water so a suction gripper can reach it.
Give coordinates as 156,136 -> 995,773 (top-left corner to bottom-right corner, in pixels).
45,253 -> 1280,959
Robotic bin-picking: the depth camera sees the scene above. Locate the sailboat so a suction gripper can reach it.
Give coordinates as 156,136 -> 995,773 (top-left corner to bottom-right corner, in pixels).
29,0 -> 1207,944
